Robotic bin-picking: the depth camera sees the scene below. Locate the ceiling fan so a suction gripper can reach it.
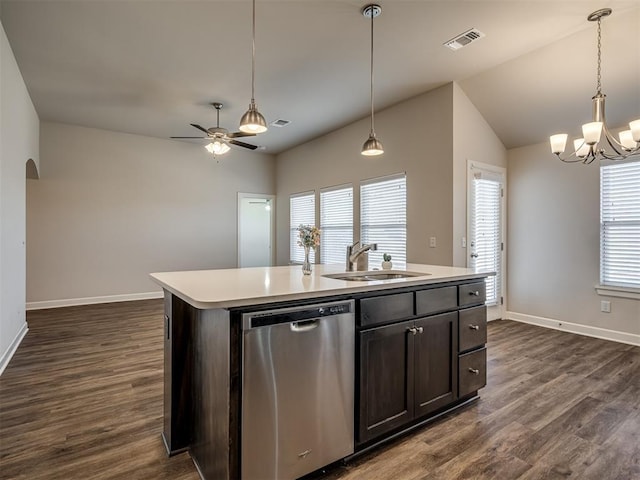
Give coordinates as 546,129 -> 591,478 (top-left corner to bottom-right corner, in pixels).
171,103 -> 259,152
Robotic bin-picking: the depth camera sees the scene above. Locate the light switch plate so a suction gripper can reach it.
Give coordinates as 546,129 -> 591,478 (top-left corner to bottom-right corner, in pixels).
429,237 -> 437,248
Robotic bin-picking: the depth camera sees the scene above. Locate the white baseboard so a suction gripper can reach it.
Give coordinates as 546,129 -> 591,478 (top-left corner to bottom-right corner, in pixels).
506,311 -> 640,347
26,291 -> 164,311
0,322 -> 28,376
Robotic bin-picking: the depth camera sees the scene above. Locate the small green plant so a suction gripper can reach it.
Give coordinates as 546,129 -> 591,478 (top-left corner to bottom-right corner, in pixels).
383,253 -> 392,262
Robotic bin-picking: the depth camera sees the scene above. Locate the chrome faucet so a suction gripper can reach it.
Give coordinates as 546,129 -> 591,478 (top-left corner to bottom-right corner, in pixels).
346,241 -> 378,271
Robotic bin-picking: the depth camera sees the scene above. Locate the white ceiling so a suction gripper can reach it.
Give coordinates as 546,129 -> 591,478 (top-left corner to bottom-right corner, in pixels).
1,0 -> 638,154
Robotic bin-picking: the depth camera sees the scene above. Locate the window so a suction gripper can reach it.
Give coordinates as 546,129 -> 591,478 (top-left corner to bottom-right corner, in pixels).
320,185 -> 353,264
600,161 -> 640,288
360,174 -> 407,269
290,192 -> 316,264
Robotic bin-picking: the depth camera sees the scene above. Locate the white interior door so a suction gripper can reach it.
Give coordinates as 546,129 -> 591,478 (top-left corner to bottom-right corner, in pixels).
467,161 -> 506,321
238,193 -> 275,268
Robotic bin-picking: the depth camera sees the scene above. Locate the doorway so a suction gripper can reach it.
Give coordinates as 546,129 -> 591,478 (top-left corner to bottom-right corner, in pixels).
467,161 -> 506,321
238,193 -> 275,268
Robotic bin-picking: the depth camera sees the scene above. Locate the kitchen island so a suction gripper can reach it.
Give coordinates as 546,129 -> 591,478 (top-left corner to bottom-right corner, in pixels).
151,263 -> 490,480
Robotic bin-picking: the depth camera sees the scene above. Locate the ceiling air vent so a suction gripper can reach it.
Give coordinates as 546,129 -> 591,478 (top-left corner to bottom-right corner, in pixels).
443,28 -> 485,51
270,119 -> 291,127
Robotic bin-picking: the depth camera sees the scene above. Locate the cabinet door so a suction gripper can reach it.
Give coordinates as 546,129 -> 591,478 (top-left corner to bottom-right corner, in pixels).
358,320 -> 414,444
414,312 -> 458,418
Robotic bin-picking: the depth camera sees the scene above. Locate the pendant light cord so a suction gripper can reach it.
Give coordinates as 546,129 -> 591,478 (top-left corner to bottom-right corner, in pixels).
251,0 -> 256,103
369,7 -> 375,135
596,17 -> 602,95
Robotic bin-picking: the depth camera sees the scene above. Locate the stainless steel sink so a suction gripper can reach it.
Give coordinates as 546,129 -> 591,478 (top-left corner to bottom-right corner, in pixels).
323,270 -> 429,282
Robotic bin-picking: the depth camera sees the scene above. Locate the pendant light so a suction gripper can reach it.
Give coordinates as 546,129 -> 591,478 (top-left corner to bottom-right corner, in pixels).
361,4 -> 384,156
239,0 -> 268,134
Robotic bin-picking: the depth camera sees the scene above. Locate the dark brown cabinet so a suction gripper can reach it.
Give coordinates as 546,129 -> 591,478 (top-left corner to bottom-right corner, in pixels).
358,320 -> 414,443
358,312 -> 458,444
458,305 -> 487,353
414,312 -> 458,417
356,280 -> 488,447
459,347 -> 487,397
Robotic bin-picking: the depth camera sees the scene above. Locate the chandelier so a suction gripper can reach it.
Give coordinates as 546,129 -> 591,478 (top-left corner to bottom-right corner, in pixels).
549,8 -> 640,164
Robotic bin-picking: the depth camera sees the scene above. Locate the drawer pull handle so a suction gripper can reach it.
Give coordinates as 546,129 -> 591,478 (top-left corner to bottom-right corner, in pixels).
468,368 -> 480,375
407,327 -> 418,335
469,291 -> 480,296
298,449 -> 312,458
469,324 -> 480,330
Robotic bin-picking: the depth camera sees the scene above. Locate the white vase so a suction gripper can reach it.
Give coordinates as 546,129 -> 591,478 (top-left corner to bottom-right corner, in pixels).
381,260 -> 392,270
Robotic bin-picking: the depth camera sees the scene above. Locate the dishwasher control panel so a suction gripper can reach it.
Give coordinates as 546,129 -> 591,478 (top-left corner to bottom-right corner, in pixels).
244,301 -> 353,329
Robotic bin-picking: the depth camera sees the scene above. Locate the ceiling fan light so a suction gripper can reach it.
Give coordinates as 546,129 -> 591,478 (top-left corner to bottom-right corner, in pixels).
550,133 -> 568,154
630,119 -> 640,142
239,103 -> 268,134
205,141 -> 230,155
361,134 -> 384,156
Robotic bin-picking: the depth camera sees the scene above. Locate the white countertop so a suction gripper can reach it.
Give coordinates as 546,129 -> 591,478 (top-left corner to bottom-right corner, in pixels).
150,263 -> 490,310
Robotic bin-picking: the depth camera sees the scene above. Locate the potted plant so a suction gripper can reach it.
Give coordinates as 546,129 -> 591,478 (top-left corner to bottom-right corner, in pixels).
382,253 -> 392,270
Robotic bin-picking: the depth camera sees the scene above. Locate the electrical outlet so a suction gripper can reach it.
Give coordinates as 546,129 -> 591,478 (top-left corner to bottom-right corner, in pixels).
429,237 -> 437,248
600,300 -> 611,313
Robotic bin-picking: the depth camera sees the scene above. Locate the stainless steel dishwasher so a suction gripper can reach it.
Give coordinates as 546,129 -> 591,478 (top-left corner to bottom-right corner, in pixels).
241,300 -> 355,480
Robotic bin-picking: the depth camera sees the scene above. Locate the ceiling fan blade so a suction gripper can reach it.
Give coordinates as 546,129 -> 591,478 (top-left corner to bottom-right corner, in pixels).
171,136 -> 208,139
190,123 -> 210,134
229,139 -> 258,150
227,131 -> 256,139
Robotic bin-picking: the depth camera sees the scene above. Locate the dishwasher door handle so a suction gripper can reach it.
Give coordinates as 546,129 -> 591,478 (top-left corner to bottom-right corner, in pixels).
290,319 -> 320,333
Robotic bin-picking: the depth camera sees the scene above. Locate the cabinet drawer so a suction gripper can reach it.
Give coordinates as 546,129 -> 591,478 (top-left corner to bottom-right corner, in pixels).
458,348 -> 486,397
458,282 -> 486,307
360,292 -> 413,328
416,286 -> 457,316
459,306 -> 487,352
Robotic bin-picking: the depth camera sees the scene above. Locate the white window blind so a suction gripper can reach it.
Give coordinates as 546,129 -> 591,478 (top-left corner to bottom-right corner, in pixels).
320,185 -> 353,265
360,174 -> 407,269
600,161 -> 640,288
470,172 -> 502,306
290,192 -> 316,264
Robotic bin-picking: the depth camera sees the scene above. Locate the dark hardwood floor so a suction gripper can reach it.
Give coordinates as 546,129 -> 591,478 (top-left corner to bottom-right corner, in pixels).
1,300 -> 638,479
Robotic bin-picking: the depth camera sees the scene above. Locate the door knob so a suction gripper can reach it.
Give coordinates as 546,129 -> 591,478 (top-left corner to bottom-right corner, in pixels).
407,327 -> 418,335
469,324 -> 480,330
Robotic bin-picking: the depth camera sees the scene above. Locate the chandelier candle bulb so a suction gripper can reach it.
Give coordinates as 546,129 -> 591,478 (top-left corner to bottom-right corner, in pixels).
630,119 -> 640,142
619,130 -> 637,151
582,122 -> 603,145
550,133 -> 568,154
574,138 -> 590,158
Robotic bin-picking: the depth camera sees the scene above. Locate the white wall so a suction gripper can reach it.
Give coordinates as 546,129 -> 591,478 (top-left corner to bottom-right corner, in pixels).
276,83 -> 454,266
452,83 -> 507,267
0,23 -> 40,370
26,122 -> 275,305
508,142 -> 639,337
